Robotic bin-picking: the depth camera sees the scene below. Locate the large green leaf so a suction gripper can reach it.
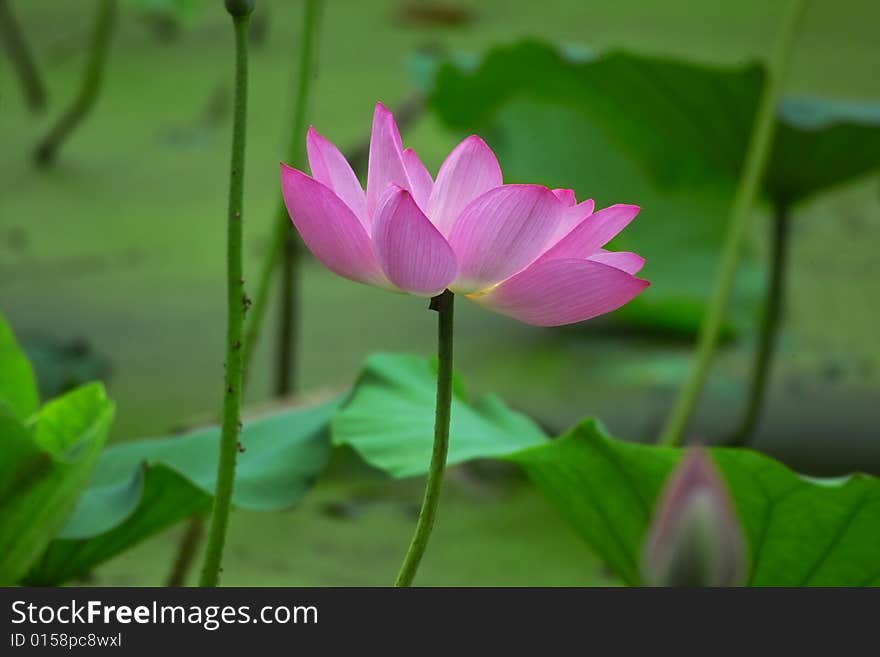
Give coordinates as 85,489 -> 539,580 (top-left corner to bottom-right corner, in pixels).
509,421 -> 880,586
429,44 -> 768,334
25,396 -> 341,584
482,97 -> 763,335
0,383 -> 114,584
430,40 -> 880,203
428,42 -> 880,334
771,98 -> 880,203
25,465 -> 209,585
332,353 -> 546,478
0,313 -> 39,420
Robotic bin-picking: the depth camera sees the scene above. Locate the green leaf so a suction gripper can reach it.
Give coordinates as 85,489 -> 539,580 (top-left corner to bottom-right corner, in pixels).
0,383 -> 114,584
25,396 -> 341,584
0,410 -> 48,506
429,45 -> 767,334
475,96 -> 761,335
26,465 -> 209,585
428,42 -> 880,334
431,40 -> 880,203
431,42 -> 761,188
332,353 -> 546,478
509,421 -> 880,586
0,313 -> 39,420
771,98 -> 880,203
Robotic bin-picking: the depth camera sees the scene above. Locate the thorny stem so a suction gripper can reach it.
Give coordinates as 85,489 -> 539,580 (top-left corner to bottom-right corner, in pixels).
658,0 -> 807,446
33,0 -> 117,166
199,8 -> 251,587
395,290 -> 454,587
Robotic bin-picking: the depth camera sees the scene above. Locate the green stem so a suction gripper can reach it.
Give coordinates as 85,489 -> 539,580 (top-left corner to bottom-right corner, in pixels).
657,0 -> 807,447
726,199 -> 790,446
0,0 -> 47,113
33,0 -> 116,167
276,229 -> 301,394
395,290 -> 454,587
273,0 -> 322,397
199,8 -> 251,587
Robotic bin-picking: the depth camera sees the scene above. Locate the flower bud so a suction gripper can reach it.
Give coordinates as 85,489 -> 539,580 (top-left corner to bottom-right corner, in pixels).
642,448 -> 746,587
224,0 -> 255,17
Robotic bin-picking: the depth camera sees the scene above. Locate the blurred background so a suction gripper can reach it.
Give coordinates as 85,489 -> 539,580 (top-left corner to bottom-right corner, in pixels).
1,0 -> 878,585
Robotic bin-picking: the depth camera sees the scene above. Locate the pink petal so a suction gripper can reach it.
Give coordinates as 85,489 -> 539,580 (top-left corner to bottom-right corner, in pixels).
306,126 -> 367,227
366,102 -> 411,218
552,197 -> 596,242
372,186 -> 458,297
427,135 -> 503,236
588,250 -> 646,275
552,188 -> 577,206
448,184 -> 564,293
542,204 -> 640,260
402,147 -> 433,211
281,163 -> 386,286
473,257 -> 649,327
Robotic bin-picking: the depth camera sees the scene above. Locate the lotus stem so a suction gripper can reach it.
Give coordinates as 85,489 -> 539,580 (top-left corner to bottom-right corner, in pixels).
0,0 -> 47,113
726,198 -> 791,446
273,0 -> 322,396
199,3 -> 252,587
165,514 -> 205,586
658,0 -> 807,447
395,289 -> 454,587
33,0 -> 117,167
275,227 -> 302,395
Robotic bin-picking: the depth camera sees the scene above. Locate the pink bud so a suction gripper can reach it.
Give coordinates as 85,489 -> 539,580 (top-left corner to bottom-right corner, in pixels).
642,448 -> 747,587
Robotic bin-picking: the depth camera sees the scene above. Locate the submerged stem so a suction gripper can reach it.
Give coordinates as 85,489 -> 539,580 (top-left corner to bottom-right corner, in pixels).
658,0 -> 807,447
274,0 -> 322,397
199,8 -> 251,587
33,0 -> 117,166
165,514 -> 205,586
395,290 -> 455,587
0,0 -> 47,112
726,199 -> 791,446
275,228 -> 301,394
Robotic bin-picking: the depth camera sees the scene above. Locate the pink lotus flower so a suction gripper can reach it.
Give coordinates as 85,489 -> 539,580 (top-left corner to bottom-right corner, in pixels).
280,102 -> 648,326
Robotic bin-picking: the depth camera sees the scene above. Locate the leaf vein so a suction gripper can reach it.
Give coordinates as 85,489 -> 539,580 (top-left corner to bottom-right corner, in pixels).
799,490 -> 875,586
